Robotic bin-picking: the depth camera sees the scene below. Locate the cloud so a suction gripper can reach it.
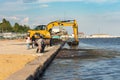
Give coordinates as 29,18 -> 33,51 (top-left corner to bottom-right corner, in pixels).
8,16 -> 20,20
23,0 -> 38,3
0,0 -> 48,12
8,0 -> 117,3
21,17 -> 29,25
83,0 -> 118,3
0,15 -> 31,26
76,11 -> 120,35
0,0 -> 118,12
0,1 -> 28,12
40,4 -> 49,8
37,0 -> 119,3
0,15 -> 20,21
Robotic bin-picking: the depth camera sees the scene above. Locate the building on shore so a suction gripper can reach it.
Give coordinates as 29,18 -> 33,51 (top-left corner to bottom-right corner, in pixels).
0,32 -> 27,39
78,32 -> 85,38
90,34 -> 110,38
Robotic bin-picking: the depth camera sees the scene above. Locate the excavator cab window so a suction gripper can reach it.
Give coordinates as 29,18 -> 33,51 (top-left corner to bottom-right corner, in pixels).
34,25 -> 46,30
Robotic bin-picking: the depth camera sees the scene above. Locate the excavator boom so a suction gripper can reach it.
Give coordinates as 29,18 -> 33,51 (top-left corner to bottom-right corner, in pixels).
46,20 -> 79,42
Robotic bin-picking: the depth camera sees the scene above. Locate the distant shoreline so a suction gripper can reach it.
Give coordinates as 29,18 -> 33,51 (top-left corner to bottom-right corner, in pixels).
78,36 -> 120,38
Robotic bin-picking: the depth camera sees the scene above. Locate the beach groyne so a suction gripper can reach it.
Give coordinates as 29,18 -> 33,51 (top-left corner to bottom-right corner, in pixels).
6,42 -> 65,80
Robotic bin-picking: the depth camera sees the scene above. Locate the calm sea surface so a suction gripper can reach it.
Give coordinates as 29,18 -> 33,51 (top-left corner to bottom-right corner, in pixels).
41,38 -> 120,80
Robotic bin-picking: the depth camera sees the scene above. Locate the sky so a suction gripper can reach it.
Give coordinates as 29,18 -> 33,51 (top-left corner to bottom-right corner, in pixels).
0,0 -> 120,36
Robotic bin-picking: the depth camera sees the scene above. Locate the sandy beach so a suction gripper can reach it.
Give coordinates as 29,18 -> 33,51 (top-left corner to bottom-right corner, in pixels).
0,39 -> 41,80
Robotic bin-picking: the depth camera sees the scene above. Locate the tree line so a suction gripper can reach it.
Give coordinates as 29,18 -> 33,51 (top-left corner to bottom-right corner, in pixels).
0,18 -> 30,33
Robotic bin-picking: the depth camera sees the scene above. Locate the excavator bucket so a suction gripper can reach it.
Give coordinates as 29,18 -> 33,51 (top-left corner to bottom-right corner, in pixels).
67,38 -> 79,46
67,41 -> 79,46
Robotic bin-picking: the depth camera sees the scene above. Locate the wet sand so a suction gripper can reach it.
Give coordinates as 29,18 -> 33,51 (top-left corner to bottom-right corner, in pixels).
0,40 -> 41,80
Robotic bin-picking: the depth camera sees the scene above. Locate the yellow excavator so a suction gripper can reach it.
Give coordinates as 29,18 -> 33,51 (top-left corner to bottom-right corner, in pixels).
27,20 -> 79,45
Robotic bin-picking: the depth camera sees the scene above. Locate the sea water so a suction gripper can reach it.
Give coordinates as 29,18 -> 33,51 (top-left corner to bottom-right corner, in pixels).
41,38 -> 120,80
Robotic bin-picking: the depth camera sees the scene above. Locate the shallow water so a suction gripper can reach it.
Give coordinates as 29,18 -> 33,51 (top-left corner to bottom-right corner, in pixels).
41,38 -> 120,80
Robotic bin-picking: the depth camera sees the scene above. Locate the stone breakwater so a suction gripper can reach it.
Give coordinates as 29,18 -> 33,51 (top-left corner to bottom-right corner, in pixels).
0,41 -> 63,80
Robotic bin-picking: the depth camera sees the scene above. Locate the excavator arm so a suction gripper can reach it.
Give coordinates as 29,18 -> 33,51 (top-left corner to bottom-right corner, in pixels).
46,20 -> 79,43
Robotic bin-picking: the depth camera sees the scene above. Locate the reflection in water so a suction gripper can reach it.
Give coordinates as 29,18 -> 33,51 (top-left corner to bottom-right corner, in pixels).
41,38 -> 120,80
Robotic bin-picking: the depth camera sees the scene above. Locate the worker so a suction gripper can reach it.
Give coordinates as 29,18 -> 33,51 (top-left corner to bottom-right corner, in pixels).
41,38 -> 46,52
31,35 -> 36,48
36,35 -> 46,53
26,35 -> 31,49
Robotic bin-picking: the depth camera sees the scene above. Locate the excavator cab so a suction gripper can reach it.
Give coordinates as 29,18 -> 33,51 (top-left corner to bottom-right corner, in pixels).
34,25 -> 46,30
27,25 -> 51,39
